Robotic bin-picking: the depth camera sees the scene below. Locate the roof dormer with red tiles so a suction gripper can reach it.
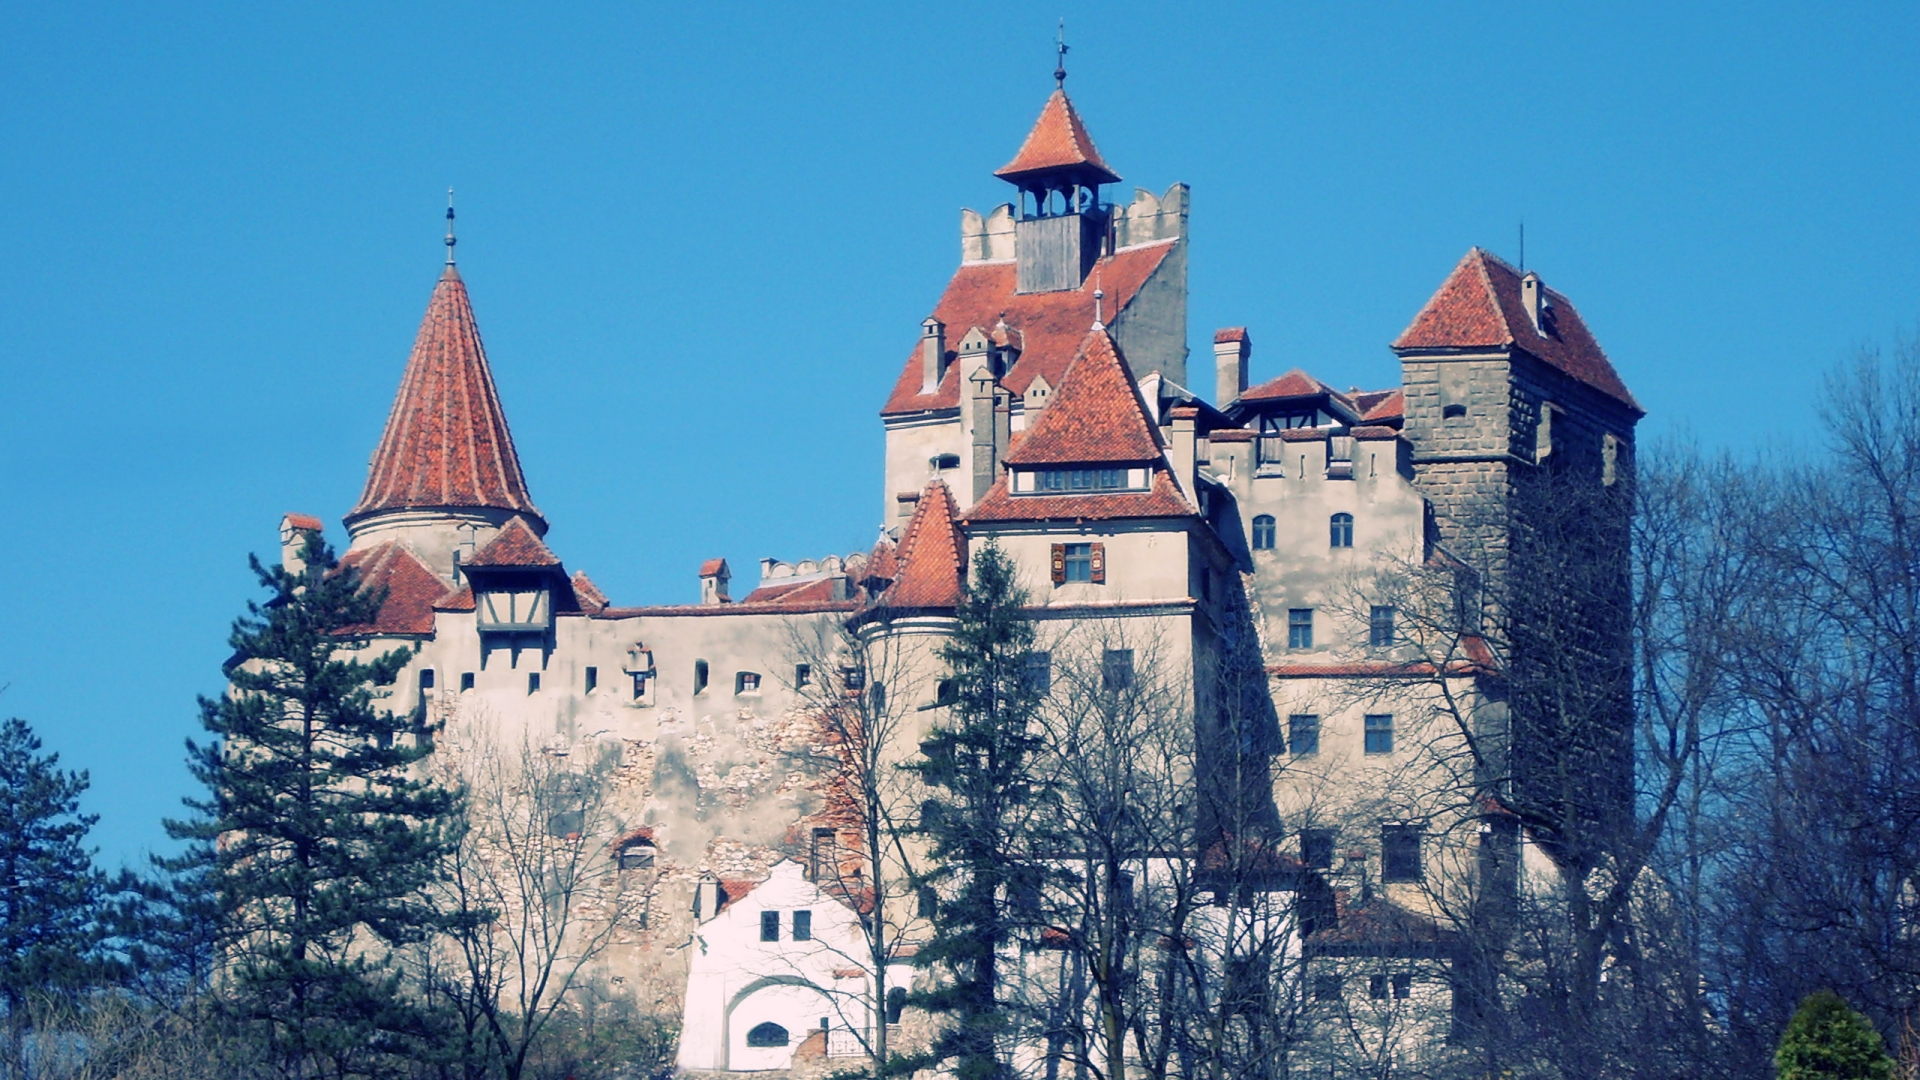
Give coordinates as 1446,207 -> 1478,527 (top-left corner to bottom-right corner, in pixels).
880,75 -> 1189,528
344,253 -> 545,583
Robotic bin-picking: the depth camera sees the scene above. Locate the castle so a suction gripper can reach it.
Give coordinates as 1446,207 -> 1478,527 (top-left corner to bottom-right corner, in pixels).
278,75 -> 1641,1073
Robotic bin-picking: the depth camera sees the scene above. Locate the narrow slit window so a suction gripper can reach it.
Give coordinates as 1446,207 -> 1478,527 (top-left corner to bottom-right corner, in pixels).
527,673 -> 540,695
584,666 -> 598,693
693,660 -> 709,695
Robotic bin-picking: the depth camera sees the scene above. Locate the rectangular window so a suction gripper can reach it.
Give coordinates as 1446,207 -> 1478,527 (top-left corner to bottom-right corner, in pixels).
1040,468 -> 1134,492
1392,973 -> 1412,1000
811,828 -> 835,880
736,671 -> 761,694
917,886 -> 938,919
527,673 -> 541,695
1314,976 -> 1343,1001
1370,974 -> 1388,1000
795,663 -> 811,688
460,672 -> 475,691
419,669 -> 435,690
760,910 -> 779,942
632,673 -> 648,700
693,660 -> 709,695
792,910 -> 812,941
1370,606 -> 1396,647
1301,828 -> 1335,870
1288,714 -> 1320,756
1288,609 -> 1314,649
1364,714 -> 1394,755
1064,543 -> 1093,582
1023,652 -> 1051,695
1103,649 -> 1134,691
1383,824 -> 1423,883
584,666 -> 598,693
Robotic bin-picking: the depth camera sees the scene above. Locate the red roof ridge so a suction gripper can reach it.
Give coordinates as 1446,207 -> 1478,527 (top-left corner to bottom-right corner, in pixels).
1004,328 -> 1162,466
466,517 -> 560,568
346,267 -> 544,527
884,480 -> 965,609
995,89 -> 1121,185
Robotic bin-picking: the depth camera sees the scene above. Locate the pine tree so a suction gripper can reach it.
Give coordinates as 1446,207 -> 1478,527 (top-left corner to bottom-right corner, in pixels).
1776,990 -> 1894,1080
906,540 -> 1047,1080
168,534 -> 459,1078
0,716 -> 105,1053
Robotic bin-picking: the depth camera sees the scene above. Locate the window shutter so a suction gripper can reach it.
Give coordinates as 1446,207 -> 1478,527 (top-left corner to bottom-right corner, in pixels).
1051,544 -> 1066,585
1090,543 -> 1106,584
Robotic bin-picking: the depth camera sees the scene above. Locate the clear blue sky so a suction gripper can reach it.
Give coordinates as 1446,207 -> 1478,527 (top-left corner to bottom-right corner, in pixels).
3,2 -> 1916,867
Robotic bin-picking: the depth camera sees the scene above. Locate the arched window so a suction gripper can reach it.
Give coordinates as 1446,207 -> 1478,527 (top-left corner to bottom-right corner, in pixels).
1330,513 -> 1354,548
617,838 -> 655,871
746,1022 -> 790,1048
1251,515 -> 1276,551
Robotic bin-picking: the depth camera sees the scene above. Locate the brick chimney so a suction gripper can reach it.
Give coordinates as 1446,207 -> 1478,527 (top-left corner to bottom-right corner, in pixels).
1213,327 -> 1250,407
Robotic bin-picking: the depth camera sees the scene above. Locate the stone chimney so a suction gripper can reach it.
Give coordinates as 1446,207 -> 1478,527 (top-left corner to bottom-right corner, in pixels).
279,513 -> 324,575
1520,272 -> 1545,335
1213,327 -> 1250,407
1168,407 -> 1199,510
698,558 -> 730,605
920,317 -> 947,393
956,328 -> 997,504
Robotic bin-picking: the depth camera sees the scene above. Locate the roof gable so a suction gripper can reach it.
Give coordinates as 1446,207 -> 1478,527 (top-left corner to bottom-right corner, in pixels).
1004,329 -> 1162,466
347,268 -> 544,526
885,480 -> 965,609
995,89 -> 1121,185
1393,248 -> 1640,413
467,517 -> 560,568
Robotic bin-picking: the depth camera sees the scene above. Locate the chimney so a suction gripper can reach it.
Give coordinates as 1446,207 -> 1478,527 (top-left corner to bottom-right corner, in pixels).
1213,328 -> 1250,407
1520,273 -> 1545,335
920,318 -> 947,393
698,558 -> 731,605
279,513 -> 324,575
1168,407 -> 1200,510
956,328 -> 996,504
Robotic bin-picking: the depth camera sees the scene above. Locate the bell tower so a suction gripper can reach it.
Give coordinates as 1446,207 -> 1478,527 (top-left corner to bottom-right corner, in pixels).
996,54 -> 1121,294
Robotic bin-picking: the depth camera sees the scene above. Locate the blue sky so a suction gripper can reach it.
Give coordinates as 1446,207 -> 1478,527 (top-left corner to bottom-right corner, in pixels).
3,2 -> 1917,866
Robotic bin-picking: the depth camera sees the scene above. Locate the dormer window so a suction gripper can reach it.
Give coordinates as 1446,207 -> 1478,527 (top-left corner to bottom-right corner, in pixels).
1013,467 -> 1148,495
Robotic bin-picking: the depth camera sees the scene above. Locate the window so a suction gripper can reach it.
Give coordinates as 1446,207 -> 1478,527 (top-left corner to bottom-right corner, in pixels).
917,886 -> 938,919
584,666 -> 598,693
1103,649 -> 1134,691
460,671 -> 475,691
886,986 -> 907,1024
527,673 -> 541,694
1383,824 -> 1423,883
870,682 -> 886,714
760,911 -> 779,942
1288,609 -> 1314,649
693,660 -> 709,695
933,453 -> 961,471
934,678 -> 958,706
795,663 -> 811,689
1392,973 -> 1412,1000
1051,542 -> 1105,585
1370,974 -> 1389,1000
1065,543 -> 1093,582
1251,514 -> 1276,550
419,669 -> 435,690
1039,467 -> 1134,492
840,665 -> 865,691
1314,976 -> 1343,1001
746,1022 -> 789,1048
1369,606 -> 1396,647
792,910 -> 812,941
618,839 -> 655,870
811,828 -> 835,880
1022,652 -> 1052,695
632,673 -> 648,700
1301,828 -> 1335,870
1364,714 -> 1394,755
736,671 -> 761,694
1288,714 -> 1320,756
1330,513 -> 1354,548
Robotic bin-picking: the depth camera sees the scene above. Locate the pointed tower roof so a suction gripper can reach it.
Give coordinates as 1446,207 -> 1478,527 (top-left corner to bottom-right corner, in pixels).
884,480 -> 965,610
1393,248 -> 1641,413
996,90 -> 1121,186
1005,328 -> 1161,465
346,266 -> 545,528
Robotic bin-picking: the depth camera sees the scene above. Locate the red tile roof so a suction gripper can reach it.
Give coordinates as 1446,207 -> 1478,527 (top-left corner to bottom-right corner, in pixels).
1239,368 -> 1355,412
1207,428 -> 1254,443
698,558 -> 728,577
964,468 -> 1196,524
880,240 -> 1177,417
864,536 -> 898,585
283,512 -> 324,532
1004,329 -> 1162,465
571,571 -> 608,612
1213,326 -> 1249,345
741,578 -> 842,605
885,480 -> 965,609
339,541 -> 455,636
1394,248 -> 1641,413
435,586 -> 475,612
346,267 -> 544,527
994,89 -> 1121,185
1311,893 -> 1454,952
466,517 -> 560,568
1357,388 -> 1404,424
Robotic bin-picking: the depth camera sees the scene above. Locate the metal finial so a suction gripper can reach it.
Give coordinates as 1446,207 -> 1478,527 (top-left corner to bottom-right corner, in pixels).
1054,19 -> 1068,88
445,188 -> 457,267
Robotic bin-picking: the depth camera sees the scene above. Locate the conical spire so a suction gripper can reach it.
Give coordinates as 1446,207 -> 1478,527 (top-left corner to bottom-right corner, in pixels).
995,89 -> 1121,186
345,266 -> 544,529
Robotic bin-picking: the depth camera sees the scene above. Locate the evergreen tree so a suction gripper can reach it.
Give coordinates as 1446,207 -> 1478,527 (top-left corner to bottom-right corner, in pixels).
168,534 -> 459,1078
0,716 -> 105,1053
906,540 -> 1047,1080
1776,991 -> 1893,1080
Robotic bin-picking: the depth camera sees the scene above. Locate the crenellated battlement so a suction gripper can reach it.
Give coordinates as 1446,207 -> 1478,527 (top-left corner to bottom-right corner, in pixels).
960,184 -> 1189,265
